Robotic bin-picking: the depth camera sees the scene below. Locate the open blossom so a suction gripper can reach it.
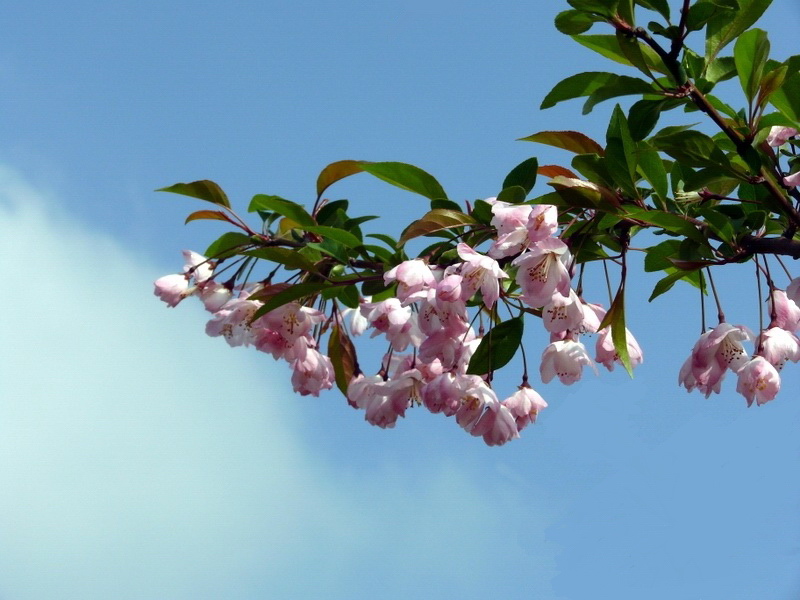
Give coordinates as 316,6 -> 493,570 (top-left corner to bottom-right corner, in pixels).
469,402 -> 520,446
540,339 -> 595,385
361,298 -> 423,351
512,237 -> 571,308
488,200 -> 533,258
205,297 -> 263,347
542,289 -> 584,334
290,347 -> 334,396
455,243 -> 508,308
768,289 -> 800,331
678,323 -> 753,397
384,259 -> 436,303
260,302 -> 326,342
182,250 -> 213,283
736,356 -> 780,406
526,204 -> 558,243
595,327 -> 643,371
154,273 -> 190,307
759,327 -> 800,371
766,126 -> 798,147
455,377 -> 499,432
502,386 -> 547,431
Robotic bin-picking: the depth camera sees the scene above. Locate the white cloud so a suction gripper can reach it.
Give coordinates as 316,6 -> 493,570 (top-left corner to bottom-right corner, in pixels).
0,166 -> 558,600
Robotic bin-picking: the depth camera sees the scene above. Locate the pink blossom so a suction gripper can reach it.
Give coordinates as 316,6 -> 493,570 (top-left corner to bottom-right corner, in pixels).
512,237 -> 571,308
783,172 -> 800,188
502,386 -> 547,431
766,126 -> 798,147
291,347 -> 334,396
759,327 -> 800,371
421,372 -> 463,416
198,281 -> 232,313
383,368 -> 425,418
488,201 -> 533,258
595,327 -> 644,371
346,373 -> 384,409
579,301 -> 606,334
384,259 -> 436,303
361,298 -> 423,351
182,250 -> 213,283
787,277 -> 800,305
260,302 -> 326,342
542,289 -> 584,334
540,339 -> 595,385
678,323 -> 753,397
470,402 -> 520,446
526,204 -> 558,243
768,289 -> 800,331
154,273 -> 190,307
736,356 -> 780,406
205,298 -> 262,347
455,377 -> 499,431
455,243 -> 508,308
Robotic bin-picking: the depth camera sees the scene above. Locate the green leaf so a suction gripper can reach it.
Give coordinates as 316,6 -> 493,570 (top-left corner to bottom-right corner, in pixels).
650,129 -> 734,172
605,105 -> 638,198
628,99 -> 664,141
471,199 -> 494,225
157,180 -> 231,209
636,0 -> 669,20
431,198 -> 464,211
697,206 -> 737,245
496,185 -> 527,205
644,239 -> 682,272
204,232 -> 253,259
705,0 -> 772,64
243,247 -> 319,272
734,28 -> 770,104
622,207 -> 706,243
316,160 -> 364,199
249,195 -> 316,227
636,146 -> 669,205
503,157 -> 539,195
571,35 -> 667,74
567,0 -> 617,17
597,286 -> 633,376
649,269 -> 702,301
465,317 -> 524,376
315,199 -> 349,226
705,56 -> 737,83
184,210 -> 230,225
519,130 -> 604,155
328,325 -> 359,395
358,161 -> 447,202
398,209 -> 476,246
555,9 -> 603,34
546,178 -> 621,211
769,71 -> 800,124
541,72 -> 654,114
303,225 -> 362,248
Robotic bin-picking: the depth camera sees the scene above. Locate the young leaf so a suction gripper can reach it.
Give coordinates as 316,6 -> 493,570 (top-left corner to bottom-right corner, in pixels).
519,130 -> 605,155
249,195 -> 316,227
358,161 -> 447,202
328,324 -> 359,395
157,180 -> 231,209
184,210 -> 230,225
316,160 -> 364,199
466,317 -> 524,376
398,209 -> 476,245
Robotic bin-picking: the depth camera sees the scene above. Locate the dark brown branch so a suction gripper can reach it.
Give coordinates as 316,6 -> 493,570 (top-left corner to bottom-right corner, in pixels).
739,235 -> 800,259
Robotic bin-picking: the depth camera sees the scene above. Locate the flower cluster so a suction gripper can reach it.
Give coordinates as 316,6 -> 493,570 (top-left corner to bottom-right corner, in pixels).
678,283 -> 800,406
154,196 -> 644,447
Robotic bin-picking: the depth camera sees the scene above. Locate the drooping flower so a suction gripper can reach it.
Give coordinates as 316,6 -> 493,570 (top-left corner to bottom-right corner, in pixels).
759,327 -> 800,371
469,402 -> 520,446
542,289 -> 584,334
512,237 -> 571,308
502,385 -> 547,432
736,356 -> 780,406
678,323 -> 753,397
540,339 -> 595,385
768,289 -> 800,331
595,327 -> 644,372
455,243 -> 508,308
290,347 -> 334,396
525,204 -> 559,244
153,273 -> 190,307
766,126 -> 798,147
384,259 -> 436,303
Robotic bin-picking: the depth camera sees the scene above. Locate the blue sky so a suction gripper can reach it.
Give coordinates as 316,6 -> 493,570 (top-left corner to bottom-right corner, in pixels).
2,1 -> 800,598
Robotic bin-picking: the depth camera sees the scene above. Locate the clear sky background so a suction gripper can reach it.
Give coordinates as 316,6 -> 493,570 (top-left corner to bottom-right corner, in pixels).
2,1 -> 800,598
